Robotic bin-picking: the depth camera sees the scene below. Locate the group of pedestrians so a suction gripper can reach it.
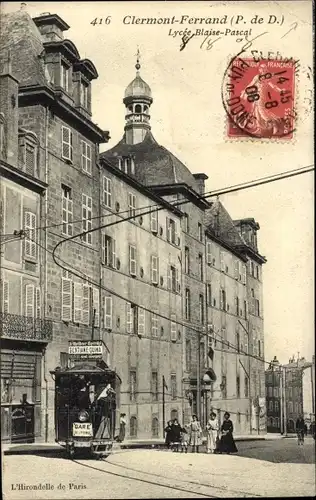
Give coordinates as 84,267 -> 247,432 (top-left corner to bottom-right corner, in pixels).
164,411 -> 238,454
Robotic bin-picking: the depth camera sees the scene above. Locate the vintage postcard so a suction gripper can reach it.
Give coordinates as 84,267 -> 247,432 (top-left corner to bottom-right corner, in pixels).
0,1 -> 314,499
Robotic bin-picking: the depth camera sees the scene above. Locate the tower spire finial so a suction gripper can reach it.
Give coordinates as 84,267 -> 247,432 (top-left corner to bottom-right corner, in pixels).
135,47 -> 141,72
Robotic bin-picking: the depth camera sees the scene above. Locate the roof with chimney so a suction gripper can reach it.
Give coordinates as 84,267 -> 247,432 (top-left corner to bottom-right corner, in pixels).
205,198 -> 247,248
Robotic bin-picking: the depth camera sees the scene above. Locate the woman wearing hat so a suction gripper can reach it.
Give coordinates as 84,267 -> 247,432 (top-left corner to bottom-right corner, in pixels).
206,411 -> 219,454
219,412 -> 238,454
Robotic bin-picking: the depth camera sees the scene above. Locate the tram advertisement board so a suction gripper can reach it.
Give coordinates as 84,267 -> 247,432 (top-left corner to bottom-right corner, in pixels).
68,341 -> 104,360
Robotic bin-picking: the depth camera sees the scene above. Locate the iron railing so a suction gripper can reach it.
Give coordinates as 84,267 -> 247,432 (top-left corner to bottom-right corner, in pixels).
0,312 -> 53,342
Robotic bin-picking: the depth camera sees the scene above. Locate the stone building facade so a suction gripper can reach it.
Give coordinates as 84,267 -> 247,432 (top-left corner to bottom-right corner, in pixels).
1,8 -> 267,442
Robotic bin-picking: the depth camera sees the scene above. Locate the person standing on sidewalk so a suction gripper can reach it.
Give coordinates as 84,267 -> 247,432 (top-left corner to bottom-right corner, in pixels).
164,420 -> 173,449
206,411 -> 219,454
219,412 -> 238,454
296,415 -> 305,445
170,418 -> 182,452
189,414 -> 202,453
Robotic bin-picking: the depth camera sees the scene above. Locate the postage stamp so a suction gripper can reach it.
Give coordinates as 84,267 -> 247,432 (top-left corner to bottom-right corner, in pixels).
223,58 -> 296,140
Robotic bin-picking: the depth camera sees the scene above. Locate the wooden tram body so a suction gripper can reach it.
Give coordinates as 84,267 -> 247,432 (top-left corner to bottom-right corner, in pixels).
51,354 -> 121,459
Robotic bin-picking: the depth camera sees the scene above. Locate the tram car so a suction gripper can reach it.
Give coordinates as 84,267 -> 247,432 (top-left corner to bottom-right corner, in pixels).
51,356 -> 121,459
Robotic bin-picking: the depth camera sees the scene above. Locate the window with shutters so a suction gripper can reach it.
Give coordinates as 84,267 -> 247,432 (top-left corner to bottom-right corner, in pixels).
244,334 -> 248,354
81,141 -> 92,174
236,331 -> 240,353
207,283 -> 212,306
82,284 -> 90,325
256,265 -> 260,280
198,222 -> 203,241
183,213 -> 189,233
184,247 -> 190,274
186,339 -> 191,371
62,185 -> 73,236
18,131 -> 38,176
35,287 -> 41,318
128,192 -> 136,219
73,282 -> 82,323
206,242 -> 212,265
185,288 -> 190,320
104,296 -> 112,329
61,275 -> 72,321
166,218 -> 176,244
103,177 -> 112,207
150,209 -> 158,233
24,211 -> 37,260
61,126 -> 73,161
126,303 -> 134,334
102,234 -> 116,268
151,255 -> 159,284
244,375 -> 249,397
170,314 -> 177,341
129,245 -> 137,276
220,252 -> 225,272
220,289 -> 226,311
3,281 -> 9,313
199,294 -> 204,323
25,284 -> 34,317
254,299 -> 260,317
236,296 -> 240,316
138,307 -> 145,336
242,264 -> 247,284
130,371 -> 137,402
151,371 -> 158,401
198,253 -> 203,281
171,374 -> 177,400
0,115 -> 6,159
151,311 -> 158,337
168,265 -> 177,292
25,143 -> 37,176
61,62 -> 70,92
92,288 -> 100,327
80,81 -> 89,108
258,339 -> 261,357
244,300 -> 248,319
236,376 -> 240,398
82,194 -> 92,244
221,375 -> 227,399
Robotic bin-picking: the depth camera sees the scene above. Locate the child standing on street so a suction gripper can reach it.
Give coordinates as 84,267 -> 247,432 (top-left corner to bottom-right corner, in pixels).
180,425 -> 188,453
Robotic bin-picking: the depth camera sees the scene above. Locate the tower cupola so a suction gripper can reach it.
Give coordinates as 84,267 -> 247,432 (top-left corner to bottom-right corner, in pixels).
123,49 -> 153,145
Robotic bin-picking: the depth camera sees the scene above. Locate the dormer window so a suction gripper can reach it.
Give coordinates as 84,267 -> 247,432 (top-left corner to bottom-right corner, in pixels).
61,61 -> 70,92
80,82 -> 89,108
18,130 -> 39,177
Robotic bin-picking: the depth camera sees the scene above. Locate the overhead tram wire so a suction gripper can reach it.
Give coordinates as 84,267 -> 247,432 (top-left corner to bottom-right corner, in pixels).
2,163 -> 311,237
51,164 -> 314,257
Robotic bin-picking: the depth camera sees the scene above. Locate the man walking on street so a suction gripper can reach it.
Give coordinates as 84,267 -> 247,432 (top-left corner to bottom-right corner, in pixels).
296,415 -> 305,445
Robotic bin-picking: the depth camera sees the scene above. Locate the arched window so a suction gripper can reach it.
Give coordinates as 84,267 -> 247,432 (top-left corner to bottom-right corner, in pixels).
135,104 -> 142,114
152,417 -> 159,437
130,416 -> 137,438
170,409 -> 178,421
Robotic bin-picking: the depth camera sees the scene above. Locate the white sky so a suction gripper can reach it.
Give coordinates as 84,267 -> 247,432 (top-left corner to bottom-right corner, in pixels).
3,1 -> 314,365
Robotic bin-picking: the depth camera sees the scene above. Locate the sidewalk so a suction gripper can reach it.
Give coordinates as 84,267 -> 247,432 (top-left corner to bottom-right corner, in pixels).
2,432 -> 291,455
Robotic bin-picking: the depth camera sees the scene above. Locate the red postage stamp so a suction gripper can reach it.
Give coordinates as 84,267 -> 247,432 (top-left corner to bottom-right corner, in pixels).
223,58 -> 296,139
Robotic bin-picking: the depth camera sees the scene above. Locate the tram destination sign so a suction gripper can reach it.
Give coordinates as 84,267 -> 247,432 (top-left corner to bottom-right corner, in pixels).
68,340 -> 104,360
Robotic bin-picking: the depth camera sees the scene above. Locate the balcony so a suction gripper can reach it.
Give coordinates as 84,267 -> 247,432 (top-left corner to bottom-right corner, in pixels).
0,312 -> 53,342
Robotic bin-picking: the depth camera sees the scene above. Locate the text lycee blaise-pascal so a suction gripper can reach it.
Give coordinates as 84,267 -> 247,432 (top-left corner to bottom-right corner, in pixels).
90,14 -> 284,28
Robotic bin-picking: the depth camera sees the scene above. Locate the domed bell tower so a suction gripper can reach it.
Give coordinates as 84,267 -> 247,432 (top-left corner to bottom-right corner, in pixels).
123,50 -> 153,145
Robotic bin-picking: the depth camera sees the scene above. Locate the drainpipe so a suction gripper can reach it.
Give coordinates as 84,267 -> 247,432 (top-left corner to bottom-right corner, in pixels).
43,106 -> 49,442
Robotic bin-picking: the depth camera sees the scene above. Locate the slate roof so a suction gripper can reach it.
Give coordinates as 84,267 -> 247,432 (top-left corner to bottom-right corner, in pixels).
101,131 -> 200,192
205,198 -> 247,248
0,11 -> 46,86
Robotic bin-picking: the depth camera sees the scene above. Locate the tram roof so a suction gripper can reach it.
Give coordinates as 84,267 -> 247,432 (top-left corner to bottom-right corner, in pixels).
51,361 -> 121,380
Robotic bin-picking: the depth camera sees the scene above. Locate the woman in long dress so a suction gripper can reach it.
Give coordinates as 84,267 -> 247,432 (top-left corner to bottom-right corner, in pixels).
189,414 -> 202,453
219,412 -> 238,454
164,420 -> 173,449
206,411 -> 219,454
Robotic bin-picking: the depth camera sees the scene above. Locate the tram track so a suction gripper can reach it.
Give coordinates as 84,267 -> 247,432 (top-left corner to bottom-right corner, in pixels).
73,455 -> 263,498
